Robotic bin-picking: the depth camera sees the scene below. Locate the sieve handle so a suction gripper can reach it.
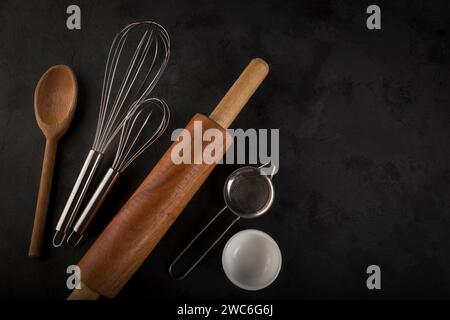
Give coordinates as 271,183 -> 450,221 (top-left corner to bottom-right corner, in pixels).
169,206 -> 240,280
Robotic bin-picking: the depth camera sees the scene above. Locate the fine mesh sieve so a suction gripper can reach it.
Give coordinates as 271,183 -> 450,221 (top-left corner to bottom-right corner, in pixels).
224,166 -> 273,218
169,165 -> 275,280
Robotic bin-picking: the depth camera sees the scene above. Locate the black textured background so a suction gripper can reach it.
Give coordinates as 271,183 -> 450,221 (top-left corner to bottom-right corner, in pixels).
0,0 -> 449,300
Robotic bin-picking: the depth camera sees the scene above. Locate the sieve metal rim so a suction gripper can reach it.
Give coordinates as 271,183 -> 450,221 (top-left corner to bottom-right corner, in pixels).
223,166 -> 274,219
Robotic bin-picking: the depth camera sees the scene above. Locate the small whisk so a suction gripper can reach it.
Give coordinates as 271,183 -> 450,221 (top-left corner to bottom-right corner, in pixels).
67,98 -> 170,246
53,21 -> 170,247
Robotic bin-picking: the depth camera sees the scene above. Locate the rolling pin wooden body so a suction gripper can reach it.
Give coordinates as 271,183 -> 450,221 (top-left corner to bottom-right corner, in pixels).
69,58 -> 269,299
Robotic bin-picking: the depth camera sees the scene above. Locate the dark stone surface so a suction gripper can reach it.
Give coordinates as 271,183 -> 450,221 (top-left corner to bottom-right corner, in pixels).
0,0 -> 449,299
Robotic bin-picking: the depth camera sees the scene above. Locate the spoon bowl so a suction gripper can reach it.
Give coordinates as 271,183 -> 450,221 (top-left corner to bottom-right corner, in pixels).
29,65 -> 77,257
34,65 -> 77,139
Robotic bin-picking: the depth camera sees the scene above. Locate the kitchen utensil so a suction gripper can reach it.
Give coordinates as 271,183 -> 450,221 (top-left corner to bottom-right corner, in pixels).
53,21 -> 170,247
169,165 -> 275,280
67,97 -> 170,246
222,229 -> 282,290
68,58 -> 269,299
29,65 -> 77,257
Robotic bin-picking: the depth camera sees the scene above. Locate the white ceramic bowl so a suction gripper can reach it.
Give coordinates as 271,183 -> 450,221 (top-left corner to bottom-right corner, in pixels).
222,229 -> 282,291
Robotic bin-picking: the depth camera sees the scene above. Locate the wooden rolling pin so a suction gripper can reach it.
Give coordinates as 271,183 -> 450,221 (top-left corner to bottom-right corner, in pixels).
68,58 -> 269,299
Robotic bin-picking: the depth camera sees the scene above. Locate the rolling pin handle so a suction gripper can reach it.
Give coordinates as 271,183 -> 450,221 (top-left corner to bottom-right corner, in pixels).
209,58 -> 269,129
67,282 -> 100,300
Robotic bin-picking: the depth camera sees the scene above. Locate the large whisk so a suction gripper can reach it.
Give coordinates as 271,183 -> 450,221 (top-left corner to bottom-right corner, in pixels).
53,21 -> 170,247
68,98 -> 170,246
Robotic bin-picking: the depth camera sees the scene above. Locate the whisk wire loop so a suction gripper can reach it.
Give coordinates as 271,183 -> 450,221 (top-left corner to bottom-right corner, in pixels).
112,98 -> 170,172
93,22 -> 170,153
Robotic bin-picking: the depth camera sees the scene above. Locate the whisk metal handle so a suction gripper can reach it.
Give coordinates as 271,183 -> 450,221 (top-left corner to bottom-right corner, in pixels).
169,206 -> 240,280
68,167 -> 121,246
53,149 -> 103,247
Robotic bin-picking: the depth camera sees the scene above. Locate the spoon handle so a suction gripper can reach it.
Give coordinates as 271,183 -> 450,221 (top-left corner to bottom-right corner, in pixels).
29,139 -> 57,257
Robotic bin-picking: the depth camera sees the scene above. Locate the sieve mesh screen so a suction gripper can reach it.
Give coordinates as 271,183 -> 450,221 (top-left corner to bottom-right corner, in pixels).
225,171 -> 271,216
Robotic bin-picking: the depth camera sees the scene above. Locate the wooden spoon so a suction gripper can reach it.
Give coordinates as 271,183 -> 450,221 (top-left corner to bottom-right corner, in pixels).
29,65 -> 77,257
